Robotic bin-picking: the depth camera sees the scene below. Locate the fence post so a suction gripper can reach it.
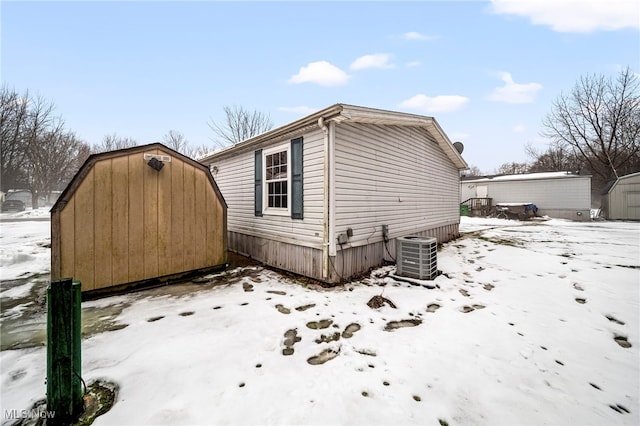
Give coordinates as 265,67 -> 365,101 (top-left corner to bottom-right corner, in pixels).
47,278 -> 83,424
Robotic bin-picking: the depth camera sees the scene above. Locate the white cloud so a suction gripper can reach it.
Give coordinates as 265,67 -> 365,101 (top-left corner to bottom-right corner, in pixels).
399,94 -> 469,113
349,54 -> 395,71
288,61 -> 350,87
405,61 -> 421,68
487,72 -> 542,104
489,0 -> 639,33
402,31 -> 440,41
513,124 -> 526,133
278,106 -> 318,116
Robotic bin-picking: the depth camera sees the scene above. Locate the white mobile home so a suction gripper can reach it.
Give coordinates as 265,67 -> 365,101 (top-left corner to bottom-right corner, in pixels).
201,104 -> 468,284
602,172 -> 640,220
461,172 -> 592,221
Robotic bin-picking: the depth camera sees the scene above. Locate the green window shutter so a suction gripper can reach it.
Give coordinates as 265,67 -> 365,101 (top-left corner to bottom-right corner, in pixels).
255,149 -> 263,217
291,137 -> 303,219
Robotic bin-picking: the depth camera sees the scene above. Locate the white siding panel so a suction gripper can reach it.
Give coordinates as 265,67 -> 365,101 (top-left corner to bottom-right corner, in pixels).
334,123 -> 460,247
211,129 -> 325,249
480,178 -> 591,209
608,173 -> 640,220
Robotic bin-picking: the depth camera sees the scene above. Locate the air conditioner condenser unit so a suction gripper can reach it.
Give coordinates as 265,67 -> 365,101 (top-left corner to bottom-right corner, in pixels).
396,236 -> 438,280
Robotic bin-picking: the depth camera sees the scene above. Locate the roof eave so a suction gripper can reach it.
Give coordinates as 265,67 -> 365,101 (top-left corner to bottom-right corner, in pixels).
201,103 -> 468,170
200,104 -> 345,163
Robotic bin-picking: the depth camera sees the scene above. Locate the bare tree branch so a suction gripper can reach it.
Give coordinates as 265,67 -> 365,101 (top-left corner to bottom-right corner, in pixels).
207,105 -> 273,148
162,129 -> 186,151
93,133 -> 138,153
542,67 -> 640,185
0,86 -> 30,191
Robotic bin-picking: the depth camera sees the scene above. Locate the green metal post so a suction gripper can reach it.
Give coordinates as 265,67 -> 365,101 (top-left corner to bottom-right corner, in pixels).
47,278 -> 83,424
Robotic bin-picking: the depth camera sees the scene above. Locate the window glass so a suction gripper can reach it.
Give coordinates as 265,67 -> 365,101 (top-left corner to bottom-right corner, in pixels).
265,149 -> 288,209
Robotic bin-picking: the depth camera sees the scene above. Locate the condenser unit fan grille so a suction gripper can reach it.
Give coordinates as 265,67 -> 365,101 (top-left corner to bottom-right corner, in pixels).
396,236 -> 438,280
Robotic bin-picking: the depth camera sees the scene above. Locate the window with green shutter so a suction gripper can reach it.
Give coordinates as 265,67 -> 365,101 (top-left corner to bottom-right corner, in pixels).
254,137 -> 303,219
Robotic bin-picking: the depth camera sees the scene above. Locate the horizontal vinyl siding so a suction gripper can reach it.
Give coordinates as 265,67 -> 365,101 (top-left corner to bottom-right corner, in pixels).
211,129 -> 325,249
479,178 -> 591,209
608,174 -> 640,219
460,182 -> 479,202
334,123 -> 460,246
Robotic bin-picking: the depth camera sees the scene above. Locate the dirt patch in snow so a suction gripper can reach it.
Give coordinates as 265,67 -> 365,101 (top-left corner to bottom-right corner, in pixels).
384,319 -> 422,331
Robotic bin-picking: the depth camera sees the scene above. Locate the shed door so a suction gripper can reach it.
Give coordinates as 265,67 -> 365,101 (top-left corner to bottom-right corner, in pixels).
476,185 -> 488,198
625,191 -> 640,220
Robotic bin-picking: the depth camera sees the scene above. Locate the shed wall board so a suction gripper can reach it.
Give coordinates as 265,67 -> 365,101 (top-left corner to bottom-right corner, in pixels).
334,123 -> 460,247
58,195 -> 74,281
158,154 -> 172,277
183,164 -> 197,272
112,156 -> 129,285
74,168 -> 95,290
128,154 -> 145,282
94,159 -> 113,289
170,159 -> 185,272
210,128 -> 325,249
143,157 -> 160,279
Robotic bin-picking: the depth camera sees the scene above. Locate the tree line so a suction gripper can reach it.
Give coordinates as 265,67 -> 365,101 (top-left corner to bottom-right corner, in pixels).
470,67 -> 640,194
2,67 -> 638,208
0,85 -> 271,208
0,87 -> 89,208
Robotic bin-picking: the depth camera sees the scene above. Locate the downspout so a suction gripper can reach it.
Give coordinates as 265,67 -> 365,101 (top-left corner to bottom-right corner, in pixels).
319,117 -> 330,280
328,121 -> 336,258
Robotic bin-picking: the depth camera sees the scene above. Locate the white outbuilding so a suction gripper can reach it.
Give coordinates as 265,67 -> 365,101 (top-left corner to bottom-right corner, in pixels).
601,171 -> 640,220
460,171 -> 592,221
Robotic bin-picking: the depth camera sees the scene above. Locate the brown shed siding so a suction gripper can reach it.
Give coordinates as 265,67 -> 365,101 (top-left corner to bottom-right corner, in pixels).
51,144 -> 227,293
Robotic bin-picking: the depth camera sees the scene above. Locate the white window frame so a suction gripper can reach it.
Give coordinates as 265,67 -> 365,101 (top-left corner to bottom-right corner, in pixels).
262,143 -> 290,216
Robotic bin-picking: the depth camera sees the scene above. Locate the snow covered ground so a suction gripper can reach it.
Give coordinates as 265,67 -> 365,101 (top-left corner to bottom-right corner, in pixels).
1,211 -> 638,425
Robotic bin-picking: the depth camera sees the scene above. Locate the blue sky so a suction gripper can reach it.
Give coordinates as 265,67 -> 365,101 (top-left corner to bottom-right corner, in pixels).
2,0 -> 638,173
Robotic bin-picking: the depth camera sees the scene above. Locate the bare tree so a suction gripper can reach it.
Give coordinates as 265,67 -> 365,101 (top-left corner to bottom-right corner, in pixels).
93,133 -> 137,153
162,130 -> 188,152
1,87 -> 93,207
462,165 -> 483,177
161,130 -> 213,159
208,105 -> 273,148
495,161 -> 529,175
191,144 -> 215,160
0,86 -> 30,191
542,67 -> 640,184
525,141 -> 583,173
19,94 -> 61,208
26,126 -> 89,207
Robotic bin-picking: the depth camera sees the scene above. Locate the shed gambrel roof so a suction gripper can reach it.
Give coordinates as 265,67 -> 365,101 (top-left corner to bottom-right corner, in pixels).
605,171 -> 640,195
200,103 -> 468,169
51,142 -> 226,214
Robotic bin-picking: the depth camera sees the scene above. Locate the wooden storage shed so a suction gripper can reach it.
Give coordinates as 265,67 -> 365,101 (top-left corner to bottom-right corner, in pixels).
51,143 -> 227,294
200,103 -> 467,284
602,171 -> 640,220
